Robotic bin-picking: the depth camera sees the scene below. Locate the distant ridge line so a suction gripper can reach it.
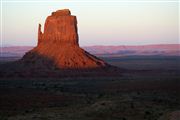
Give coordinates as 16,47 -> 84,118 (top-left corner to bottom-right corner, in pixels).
1,44 -> 180,57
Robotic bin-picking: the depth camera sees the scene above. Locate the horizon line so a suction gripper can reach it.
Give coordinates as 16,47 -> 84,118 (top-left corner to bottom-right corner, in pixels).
2,1 -> 179,3
2,43 -> 180,47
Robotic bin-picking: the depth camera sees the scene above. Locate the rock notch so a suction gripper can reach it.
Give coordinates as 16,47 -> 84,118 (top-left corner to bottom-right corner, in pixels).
21,9 -> 109,69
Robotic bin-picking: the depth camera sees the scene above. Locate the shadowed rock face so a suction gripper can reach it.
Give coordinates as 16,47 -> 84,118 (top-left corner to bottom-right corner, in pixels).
22,9 -> 109,69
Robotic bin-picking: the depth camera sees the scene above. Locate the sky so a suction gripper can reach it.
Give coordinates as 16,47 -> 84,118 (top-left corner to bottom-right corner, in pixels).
0,0 -> 179,46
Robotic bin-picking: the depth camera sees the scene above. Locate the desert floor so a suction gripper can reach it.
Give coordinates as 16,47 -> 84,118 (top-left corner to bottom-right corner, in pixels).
0,56 -> 179,120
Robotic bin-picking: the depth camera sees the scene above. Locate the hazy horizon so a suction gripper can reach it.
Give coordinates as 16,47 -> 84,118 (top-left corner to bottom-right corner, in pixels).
1,0 -> 179,46
1,43 -> 180,47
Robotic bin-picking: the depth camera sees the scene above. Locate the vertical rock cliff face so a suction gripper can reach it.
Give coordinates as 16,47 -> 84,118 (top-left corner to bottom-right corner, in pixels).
38,9 -> 79,46
22,9 -> 109,69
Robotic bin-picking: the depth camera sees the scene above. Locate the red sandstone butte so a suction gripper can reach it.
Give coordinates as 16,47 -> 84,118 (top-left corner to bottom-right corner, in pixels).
22,9 -> 109,69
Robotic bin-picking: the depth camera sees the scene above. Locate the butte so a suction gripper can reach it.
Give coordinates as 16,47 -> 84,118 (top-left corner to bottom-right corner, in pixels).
21,9 -> 110,71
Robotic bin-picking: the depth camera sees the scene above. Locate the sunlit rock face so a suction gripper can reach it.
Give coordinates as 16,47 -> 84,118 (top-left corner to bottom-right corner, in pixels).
22,9 -> 109,69
38,9 -> 79,46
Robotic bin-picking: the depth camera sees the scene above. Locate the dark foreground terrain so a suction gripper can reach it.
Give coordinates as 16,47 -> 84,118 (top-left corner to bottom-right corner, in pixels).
0,56 -> 180,120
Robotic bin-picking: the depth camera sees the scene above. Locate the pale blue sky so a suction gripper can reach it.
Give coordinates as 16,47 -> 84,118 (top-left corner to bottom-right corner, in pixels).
0,0 -> 179,46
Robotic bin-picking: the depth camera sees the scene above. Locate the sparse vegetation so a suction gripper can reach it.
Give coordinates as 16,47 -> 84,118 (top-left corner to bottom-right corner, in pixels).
0,56 -> 179,120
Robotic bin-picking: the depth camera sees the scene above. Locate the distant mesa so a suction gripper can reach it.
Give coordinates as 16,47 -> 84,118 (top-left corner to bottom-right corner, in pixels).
21,9 -> 109,69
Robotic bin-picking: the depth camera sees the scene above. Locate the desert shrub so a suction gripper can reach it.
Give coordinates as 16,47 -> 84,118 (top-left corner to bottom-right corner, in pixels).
130,102 -> 134,109
137,91 -> 141,95
145,111 -> 151,115
97,93 -> 104,99
122,117 -> 127,120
